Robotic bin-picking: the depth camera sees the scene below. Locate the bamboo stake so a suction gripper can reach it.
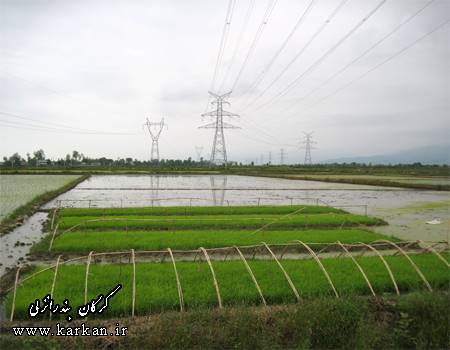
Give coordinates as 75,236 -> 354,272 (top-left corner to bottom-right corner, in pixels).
200,247 -> 223,308
168,248 -> 185,312
10,266 -> 22,321
234,246 -> 266,305
48,223 -> 59,252
336,241 -> 376,297
292,240 -> 339,298
261,242 -> 300,301
49,255 -> 62,320
50,208 -> 57,230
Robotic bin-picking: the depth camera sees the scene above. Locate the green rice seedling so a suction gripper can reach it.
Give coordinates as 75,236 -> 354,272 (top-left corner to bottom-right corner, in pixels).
57,213 -> 385,231
58,205 -> 346,217
46,229 -> 393,253
6,253 -> 448,320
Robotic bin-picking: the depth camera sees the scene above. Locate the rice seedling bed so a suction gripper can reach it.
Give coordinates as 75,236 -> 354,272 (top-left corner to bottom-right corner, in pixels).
6,253 -> 448,320
58,205 -> 346,217
43,229 -> 393,253
57,213 -> 385,231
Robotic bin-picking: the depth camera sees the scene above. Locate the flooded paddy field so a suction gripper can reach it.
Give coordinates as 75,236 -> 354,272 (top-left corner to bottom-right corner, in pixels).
43,174 -> 447,210
0,212 -> 48,276
2,174 -> 448,277
41,175 -> 449,242
0,174 -> 80,220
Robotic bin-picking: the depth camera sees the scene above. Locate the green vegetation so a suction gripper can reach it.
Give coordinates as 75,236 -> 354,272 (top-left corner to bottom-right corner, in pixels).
59,205 -> 345,217
1,292 -> 448,349
57,213 -> 385,231
37,228 -> 391,253
0,175 -> 88,235
6,253 -> 449,320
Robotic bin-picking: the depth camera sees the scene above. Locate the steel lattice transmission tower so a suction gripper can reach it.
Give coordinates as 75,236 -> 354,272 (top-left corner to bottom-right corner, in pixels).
300,132 -> 316,165
199,91 -> 240,165
144,118 -> 166,161
195,146 -> 204,161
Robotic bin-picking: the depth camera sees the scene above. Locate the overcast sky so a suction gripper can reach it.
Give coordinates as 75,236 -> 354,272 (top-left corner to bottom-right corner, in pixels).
0,0 -> 449,163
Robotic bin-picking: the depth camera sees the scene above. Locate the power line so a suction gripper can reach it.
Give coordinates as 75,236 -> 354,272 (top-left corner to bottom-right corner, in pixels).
0,111 -> 136,135
301,18 -> 450,115
204,0 -> 237,112
241,0 -> 349,110
237,0 -> 317,103
254,0 -> 387,111
280,0 -> 436,115
218,0 -> 256,93
230,0 -> 278,92
235,128 -> 296,148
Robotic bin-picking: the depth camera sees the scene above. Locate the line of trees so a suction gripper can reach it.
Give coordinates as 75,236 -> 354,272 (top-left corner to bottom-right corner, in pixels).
0,149 -> 215,168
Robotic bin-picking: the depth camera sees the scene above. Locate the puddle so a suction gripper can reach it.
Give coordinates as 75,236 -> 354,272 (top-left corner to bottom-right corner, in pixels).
0,212 -> 49,276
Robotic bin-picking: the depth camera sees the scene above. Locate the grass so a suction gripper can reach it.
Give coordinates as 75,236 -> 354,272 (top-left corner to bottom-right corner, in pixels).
1,292 -> 448,349
6,253 -> 449,320
58,205 -> 346,217
41,228 -> 394,253
57,213 -> 386,231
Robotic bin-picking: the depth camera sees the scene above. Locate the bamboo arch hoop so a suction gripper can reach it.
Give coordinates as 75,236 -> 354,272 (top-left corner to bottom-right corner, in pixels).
358,242 -> 400,295
9,266 -> 22,321
291,240 -> 339,298
374,240 -> 433,292
131,249 -> 136,317
336,241 -> 376,297
6,240 -> 449,319
49,255 -> 62,320
261,242 -> 301,301
168,248 -> 185,312
84,251 -> 93,305
234,246 -> 267,305
418,240 -> 450,268
200,247 -> 223,308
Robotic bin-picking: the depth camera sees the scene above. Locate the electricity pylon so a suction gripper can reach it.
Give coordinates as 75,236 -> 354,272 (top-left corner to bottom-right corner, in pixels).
199,91 -> 240,165
300,132 -> 316,165
195,146 -> 204,161
144,118 -> 166,161
280,148 -> 285,165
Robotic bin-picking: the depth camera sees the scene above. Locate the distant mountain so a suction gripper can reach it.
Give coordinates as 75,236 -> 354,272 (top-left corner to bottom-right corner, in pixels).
323,145 -> 449,165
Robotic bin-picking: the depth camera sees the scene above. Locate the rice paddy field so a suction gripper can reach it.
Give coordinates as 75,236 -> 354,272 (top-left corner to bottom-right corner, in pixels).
0,175 -> 81,220
43,205 -> 387,253
6,253 -> 449,320
6,202 -> 449,323
1,174 -> 448,350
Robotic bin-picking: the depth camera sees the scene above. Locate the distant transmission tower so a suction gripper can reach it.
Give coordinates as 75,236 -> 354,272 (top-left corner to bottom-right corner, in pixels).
280,148 -> 285,165
195,146 -> 204,161
144,118 -> 166,161
300,132 -> 316,165
268,151 -> 272,164
199,91 -> 240,165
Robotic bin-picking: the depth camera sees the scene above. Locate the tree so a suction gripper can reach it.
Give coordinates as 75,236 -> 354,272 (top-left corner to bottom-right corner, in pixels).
72,150 -> 80,161
9,153 -> 23,166
33,149 -> 45,161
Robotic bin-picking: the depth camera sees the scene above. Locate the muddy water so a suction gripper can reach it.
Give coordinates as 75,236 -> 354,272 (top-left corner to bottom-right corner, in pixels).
41,175 -> 449,241
0,212 -> 49,276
